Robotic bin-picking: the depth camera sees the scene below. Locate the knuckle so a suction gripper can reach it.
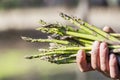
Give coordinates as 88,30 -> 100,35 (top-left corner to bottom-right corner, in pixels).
109,60 -> 116,67
76,56 -> 83,64
109,63 -> 115,68
77,56 -> 84,64
100,54 -> 105,59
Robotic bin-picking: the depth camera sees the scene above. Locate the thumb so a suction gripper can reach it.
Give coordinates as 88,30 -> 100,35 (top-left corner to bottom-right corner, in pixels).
102,26 -> 114,33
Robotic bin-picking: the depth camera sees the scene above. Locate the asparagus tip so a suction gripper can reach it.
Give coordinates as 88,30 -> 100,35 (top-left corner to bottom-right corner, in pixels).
25,55 -> 41,59
39,19 -> 47,25
21,36 -> 32,42
36,27 -> 41,30
25,56 -> 33,59
59,12 -> 70,20
21,36 -> 27,40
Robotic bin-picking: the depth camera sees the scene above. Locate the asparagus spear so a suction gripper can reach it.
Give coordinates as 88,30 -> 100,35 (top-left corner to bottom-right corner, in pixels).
21,36 -> 69,45
22,13 -> 120,64
60,13 -> 120,42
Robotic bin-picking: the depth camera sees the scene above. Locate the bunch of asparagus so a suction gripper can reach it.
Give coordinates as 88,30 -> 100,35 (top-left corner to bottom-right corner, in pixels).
22,13 -> 120,64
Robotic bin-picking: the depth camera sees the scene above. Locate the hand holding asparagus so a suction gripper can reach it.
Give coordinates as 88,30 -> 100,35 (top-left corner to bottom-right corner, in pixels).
77,27 -> 120,79
22,13 -> 120,65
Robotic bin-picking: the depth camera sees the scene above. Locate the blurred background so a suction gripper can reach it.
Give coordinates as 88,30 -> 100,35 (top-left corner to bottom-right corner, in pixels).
0,0 -> 120,80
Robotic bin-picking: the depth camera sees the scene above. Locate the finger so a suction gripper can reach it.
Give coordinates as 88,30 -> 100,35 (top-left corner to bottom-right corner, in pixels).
103,26 -> 114,33
76,50 -> 87,72
109,54 -> 119,79
76,50 -> 91,72
91,41 -> 100,70
100,42 -> 109,72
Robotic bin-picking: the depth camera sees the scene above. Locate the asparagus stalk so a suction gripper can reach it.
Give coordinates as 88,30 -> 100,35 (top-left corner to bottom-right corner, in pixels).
78,39 -> 93,45
59,13 -> 95,34
110,33 -> 120,37
22,13 -> 120,64
25,51 -> 77,59
51,45 -> 120,51
25,45 -> 120,60
60,13 -> 119,42
79,20 -> 120,42
59,13 -> 106,40
21,36 -> 69,45
66,31 -> 103,41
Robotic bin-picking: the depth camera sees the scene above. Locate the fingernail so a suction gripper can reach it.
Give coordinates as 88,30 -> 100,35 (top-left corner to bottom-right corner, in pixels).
100,42 -> 107,49
110,54 -> 116,60
93,41 -> 100,47
92,41 -> 100,54
103,26 -> 114,33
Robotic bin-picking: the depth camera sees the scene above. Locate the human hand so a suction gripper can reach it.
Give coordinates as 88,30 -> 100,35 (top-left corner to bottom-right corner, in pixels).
76,26 -> 120,79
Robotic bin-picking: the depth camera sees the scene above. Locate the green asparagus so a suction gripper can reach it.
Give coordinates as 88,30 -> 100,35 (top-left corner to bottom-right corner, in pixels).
22,13 -> 120,64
